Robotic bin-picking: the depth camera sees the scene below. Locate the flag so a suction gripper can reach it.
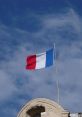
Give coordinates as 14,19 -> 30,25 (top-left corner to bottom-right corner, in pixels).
26,48 -> 54,70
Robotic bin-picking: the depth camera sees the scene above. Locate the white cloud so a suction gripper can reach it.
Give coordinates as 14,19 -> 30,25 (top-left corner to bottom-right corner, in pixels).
0,70 -> 17,101
42,8 -> 81,33
0,8 -> 82,114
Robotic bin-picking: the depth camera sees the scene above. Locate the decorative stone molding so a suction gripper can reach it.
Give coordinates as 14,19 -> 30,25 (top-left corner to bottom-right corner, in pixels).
17,98 -> 69,117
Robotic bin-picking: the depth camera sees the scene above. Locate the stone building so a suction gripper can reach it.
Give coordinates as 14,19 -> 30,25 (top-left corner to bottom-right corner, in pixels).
17,98 -> 82,117
17,98 -> 69,117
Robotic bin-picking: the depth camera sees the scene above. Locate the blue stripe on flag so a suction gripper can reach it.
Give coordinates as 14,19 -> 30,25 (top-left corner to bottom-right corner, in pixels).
46,49 -> 54,67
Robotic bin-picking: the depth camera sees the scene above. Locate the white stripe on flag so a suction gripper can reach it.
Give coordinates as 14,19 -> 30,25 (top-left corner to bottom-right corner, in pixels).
36,53 -> 46,69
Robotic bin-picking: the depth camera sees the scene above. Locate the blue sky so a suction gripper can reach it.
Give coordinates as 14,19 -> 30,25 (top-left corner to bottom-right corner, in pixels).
0,0 -> 82,116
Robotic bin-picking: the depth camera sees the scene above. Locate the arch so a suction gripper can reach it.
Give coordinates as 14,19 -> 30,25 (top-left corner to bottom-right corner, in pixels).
17,98 -> 67,117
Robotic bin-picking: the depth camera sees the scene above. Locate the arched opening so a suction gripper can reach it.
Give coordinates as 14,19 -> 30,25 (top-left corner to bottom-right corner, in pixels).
27,106 -> 45,117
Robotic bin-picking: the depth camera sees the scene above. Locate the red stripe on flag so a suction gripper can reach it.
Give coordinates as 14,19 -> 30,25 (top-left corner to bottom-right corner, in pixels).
26,55 -> 36,70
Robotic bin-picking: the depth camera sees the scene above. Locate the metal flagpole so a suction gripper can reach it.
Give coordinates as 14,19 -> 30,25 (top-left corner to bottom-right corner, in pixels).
54,43 -> 60,104
57,80 -> 60,104
53,43 -> 55,65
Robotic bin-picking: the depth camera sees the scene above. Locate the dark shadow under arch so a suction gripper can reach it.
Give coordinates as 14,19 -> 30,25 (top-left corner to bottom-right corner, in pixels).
27,106 -> 45,117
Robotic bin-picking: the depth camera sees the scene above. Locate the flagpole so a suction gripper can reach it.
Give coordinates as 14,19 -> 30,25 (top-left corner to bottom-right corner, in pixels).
57,80 -> 60,104
53,43 -> 55,65
54,43 -> 60,104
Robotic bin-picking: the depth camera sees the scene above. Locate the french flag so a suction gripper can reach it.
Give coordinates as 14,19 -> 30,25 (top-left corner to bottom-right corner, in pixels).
26,48 -> 54,70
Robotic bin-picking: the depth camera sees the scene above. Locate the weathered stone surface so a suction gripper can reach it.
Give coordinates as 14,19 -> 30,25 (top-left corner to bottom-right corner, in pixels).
17,98 -> 69,117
